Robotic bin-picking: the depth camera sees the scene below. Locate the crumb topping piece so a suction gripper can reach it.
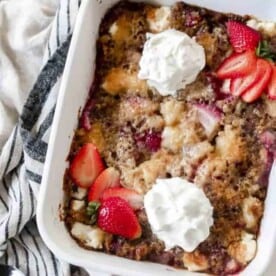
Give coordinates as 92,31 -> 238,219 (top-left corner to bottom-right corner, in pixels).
71,222 -> 105,249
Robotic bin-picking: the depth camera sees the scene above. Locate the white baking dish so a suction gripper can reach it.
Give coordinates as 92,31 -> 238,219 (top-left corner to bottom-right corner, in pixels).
36,0 -> 276,275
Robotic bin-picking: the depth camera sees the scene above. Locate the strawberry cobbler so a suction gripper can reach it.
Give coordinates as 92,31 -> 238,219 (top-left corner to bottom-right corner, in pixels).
63,1 -> 276,275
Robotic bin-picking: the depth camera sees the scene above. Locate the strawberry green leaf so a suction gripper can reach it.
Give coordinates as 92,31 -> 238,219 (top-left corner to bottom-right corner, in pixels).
86,201 -> 101,224
256,40 -> 276,62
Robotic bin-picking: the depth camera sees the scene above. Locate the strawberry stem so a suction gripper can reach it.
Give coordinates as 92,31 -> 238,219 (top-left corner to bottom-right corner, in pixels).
86,201 -> 101,224
256,40 -> 276,62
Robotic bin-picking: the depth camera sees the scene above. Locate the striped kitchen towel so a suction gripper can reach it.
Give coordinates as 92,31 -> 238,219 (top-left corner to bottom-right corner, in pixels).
0,0 -> 88,275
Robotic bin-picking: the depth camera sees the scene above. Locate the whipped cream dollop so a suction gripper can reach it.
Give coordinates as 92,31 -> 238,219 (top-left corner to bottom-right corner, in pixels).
144,177 -> 213,252
138,29 -> 206,96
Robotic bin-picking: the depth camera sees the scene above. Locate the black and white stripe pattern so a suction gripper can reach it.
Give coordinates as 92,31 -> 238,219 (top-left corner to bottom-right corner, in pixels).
0,1 -> 88,275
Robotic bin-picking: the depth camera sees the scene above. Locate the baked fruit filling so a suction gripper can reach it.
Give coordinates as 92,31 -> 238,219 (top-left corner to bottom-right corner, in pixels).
63,1 -> 276,275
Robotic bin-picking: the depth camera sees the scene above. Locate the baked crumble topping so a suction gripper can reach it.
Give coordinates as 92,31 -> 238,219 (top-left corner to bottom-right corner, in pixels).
63,1 -> 276,275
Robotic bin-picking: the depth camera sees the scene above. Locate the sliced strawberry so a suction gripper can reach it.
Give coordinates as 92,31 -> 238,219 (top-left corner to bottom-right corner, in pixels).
69,143 -> 105,188
226,21 -> 261,53
230,78 -> 243,96
216,50 -> 256,79
267,64 -> 276,100
102,187 -> 143,210
230,74 -> 254,97
98,197 -> 142,239
242,59 -> 272,103
193,103 -> 222,138
88,167 -> 120,202
230,64 -> 261,96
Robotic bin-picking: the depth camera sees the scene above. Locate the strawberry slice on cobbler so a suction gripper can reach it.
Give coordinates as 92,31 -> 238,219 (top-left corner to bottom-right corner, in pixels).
230,58 -> 272,98
88,167 -> 120,202
69,143 -> 105,188
241,59 -> 272,102
267,65 -> 276,100
216,50 -> 256,79
193,103 -> 222,138
102,187 -> 143,210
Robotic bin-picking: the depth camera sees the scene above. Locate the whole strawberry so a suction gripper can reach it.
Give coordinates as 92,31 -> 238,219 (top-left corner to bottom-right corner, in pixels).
98,197 -> 142,239
226,21 -> 261,53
